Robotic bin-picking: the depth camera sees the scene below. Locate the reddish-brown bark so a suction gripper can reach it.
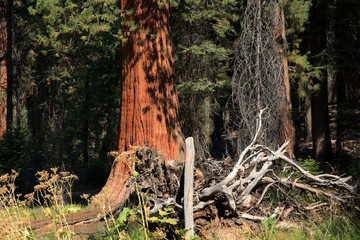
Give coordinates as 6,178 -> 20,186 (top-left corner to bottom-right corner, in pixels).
100,0 -> 185,206
118,0 -> 185,160
0,9 -> 7,141
274,4 -> 296,158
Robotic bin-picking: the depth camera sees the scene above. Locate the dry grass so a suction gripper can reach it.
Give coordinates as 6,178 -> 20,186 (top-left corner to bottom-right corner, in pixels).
0,168 -> 79,239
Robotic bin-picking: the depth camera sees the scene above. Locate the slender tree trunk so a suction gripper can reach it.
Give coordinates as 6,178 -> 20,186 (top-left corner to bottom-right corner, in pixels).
22,58 -> 49,192
309,0 -> 333,163
100,0 -> 185,206
255,0 -> 261,113
5,0 -> 13,133
305,95 -> 312,141
333,0 -> 350,154
0,4 -> 7,141
83,78 -> 89,167
275,2 -> 296,158
335,72 -> 344,152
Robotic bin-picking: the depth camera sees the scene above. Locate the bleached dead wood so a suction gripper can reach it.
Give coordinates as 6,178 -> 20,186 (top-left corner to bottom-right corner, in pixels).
199,108 -> 357,214
193,200 -> 214,212
261,176 -> 348,202
136,109 -> 356,227
184,137 -> 195,238
201,109 -> 267,209
148,198 -> 183,215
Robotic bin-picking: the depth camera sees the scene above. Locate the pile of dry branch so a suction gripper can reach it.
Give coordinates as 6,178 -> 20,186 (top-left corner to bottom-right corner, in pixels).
130,109 -> 358,231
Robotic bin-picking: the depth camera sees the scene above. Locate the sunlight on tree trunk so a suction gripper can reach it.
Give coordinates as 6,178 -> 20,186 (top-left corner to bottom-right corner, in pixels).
0,5 -> 7,141
6,0 -> 13,134
118,0 -> 185,161
274,2 -> 296,158
101,0 -> 185,206
305,95 -> 312,142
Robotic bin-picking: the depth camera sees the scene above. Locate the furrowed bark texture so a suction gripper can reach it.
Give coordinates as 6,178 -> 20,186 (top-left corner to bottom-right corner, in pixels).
0,5 -> 7,141
118,0 -> 185,161
100,154 -> 132,206
274,3 -> 296,159
6,0 -> 12,133
101,0 -> 185,206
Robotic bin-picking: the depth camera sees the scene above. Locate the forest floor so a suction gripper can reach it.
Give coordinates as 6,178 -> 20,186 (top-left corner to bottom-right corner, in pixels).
297,102 -> 360,175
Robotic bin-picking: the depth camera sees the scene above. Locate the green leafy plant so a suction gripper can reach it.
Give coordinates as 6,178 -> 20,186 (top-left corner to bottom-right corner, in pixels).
148,206 -> 177,226
107,207 -> 139,237
298,156 -> 323,175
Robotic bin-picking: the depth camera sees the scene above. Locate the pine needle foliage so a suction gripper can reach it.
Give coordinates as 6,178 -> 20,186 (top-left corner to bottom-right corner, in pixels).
5,0 -> 131,175
283,0 -> 313,99
173,0 -> 241,159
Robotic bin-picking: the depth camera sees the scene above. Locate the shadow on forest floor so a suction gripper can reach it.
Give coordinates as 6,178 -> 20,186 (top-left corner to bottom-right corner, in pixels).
297,101 -> 360,177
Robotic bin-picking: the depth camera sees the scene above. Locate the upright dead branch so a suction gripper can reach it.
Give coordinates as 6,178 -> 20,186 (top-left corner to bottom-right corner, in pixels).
201,109 -> 267,210
184,137 -> 195,238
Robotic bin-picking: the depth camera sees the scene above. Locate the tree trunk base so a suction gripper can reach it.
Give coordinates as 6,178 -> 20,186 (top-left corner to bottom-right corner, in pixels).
31,146 -> 184,237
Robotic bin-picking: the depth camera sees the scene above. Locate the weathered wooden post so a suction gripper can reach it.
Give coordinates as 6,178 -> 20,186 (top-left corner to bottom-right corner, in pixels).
184,137 -> 195,239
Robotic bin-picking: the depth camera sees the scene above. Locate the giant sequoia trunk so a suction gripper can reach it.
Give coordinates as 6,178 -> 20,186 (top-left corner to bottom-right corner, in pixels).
0,5 -> 6,141
118,0 -> 185,161
309,0 -> 333,163
101,0 -> 185,206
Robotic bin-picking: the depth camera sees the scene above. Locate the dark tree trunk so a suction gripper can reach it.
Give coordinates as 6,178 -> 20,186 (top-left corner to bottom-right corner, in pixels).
22,58 -> 50,192
332,0 -> 359,154
22,95 -> 45,192
255,0 -> 261,113
83,78 -> 89,167
309,0 -> 333,163
100,0 -> 185,206
335,72 -> 345,152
